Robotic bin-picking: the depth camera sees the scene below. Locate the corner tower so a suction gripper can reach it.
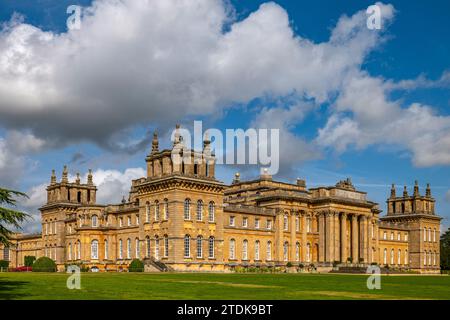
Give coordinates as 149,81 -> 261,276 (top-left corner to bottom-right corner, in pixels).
382,181 -> 441,273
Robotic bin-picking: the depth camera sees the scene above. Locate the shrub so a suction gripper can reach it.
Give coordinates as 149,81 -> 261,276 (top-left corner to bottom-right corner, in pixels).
286,262 -> 293,268
0,260 -> 9,269
128,259 -> 144,272
298,263 -> 304,269
24,256 -> 36,267
32,257 -> 57,272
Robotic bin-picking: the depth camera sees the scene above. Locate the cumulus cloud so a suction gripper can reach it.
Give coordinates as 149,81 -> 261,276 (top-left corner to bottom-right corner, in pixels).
316,70 -> 450,166
0,0 -> 393,150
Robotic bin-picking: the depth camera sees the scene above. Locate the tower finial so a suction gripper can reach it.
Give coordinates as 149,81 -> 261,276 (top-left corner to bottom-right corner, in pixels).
87,169 -> 93,185
426,183 -> 431,197
173,124 -> 181,146
62,165 -> 68,183
413,180 -> 419,196
51,169 -> 57,185
76,172 -> 81,184
151,130 -> 159,153
403,185 -> 408,197
390,183 -> 396,198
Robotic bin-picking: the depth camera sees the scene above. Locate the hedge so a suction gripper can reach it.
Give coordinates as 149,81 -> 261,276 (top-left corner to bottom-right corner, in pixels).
32,257 -> 57,272
128,259 -> 144,272
0,260 -> 9,269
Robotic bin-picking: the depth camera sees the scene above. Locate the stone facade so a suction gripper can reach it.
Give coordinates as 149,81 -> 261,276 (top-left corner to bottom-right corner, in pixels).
0,127 -> 442,273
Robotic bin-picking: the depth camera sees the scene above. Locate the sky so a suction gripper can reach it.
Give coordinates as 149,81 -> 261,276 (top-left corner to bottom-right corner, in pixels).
0,0 -> 449,233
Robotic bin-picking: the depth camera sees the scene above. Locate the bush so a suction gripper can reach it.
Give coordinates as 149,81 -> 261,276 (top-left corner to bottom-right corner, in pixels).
24,256 -> 36,267
32,257 -> 57,272
286,262 -> 293,268
0,260 -> 9,269
128,259 -> 144,272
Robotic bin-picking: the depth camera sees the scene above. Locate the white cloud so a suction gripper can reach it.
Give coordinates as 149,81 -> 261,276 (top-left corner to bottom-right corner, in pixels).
316,70 -> 450,166
0,0 -> 394,149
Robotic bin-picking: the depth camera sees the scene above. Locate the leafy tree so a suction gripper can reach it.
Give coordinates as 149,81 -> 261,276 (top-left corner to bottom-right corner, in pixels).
440,228 -> 450,270
24,256 -> 36,267
0,188 -> 29,246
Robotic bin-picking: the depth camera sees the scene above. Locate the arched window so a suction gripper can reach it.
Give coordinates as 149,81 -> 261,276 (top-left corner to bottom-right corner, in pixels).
77,191 -> 81,203
135,238 -> 140,258
428,228 -> 431,242
127,238 -> 131,259
196,200 -> 203,221
155,236 -> 160,260
136,214 -> 139,225
208,237 -> 214,258
306,243 -> 311,262
424,227 -> 427,241
433,251 -> 436,266
283,241 -> 289,262
119,239 -> 123,259
295,242 -> 300,261
196,236 -> 203,258
229,239 -> 236,259
390,249 -> 394,265
255,240 -> 260,261
242,240 -> 248,260
154,200 -> 159,221
146,202 -> 150,222
428,250 -> 432,266
68,243 -> 72,260
398,249 -> 401,265
184,235 -> 191,258
91,240 -> 98,260
401,202 -> 405,213
283,215 -> 289,231
404,250 -> 408,265
146,236 -> 151,258
164,235 -> 169,257
424,251 -> 427,265
164,199 -> 169,220
208,202 -> 215,222
184,199 -> 191,220
433,229 -> 436,242
104,240 -> 108,260
383,248 -> 387,264
267,241 -> 272,261
91,215 -> 98,227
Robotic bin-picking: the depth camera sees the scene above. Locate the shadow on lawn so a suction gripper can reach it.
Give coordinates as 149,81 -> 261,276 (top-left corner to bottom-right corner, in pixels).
0,276 -> 31,300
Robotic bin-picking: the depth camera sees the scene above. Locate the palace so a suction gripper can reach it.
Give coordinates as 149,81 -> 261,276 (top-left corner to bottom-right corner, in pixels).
1,126 -> 442,273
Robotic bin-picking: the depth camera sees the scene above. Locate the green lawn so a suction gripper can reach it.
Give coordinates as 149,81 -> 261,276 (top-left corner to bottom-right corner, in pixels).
0,272 -> 449,300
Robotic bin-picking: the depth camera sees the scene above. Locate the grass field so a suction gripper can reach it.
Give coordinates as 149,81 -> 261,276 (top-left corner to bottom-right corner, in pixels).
0,272 -> 449,300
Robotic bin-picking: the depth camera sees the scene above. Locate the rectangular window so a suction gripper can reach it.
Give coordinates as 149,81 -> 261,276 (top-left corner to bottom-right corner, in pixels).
267,219 -> 272,230
295,217 -> 299,232
255,219 -> 260,229
136,215 -> 139,225
127,216 -> 131,227
119,218 -> 123,227
229,216 -> 235,227
242,217 -> 248,228
383,231 -> 387,240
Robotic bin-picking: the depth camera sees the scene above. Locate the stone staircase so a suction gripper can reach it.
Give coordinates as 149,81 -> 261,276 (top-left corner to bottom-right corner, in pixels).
143,257 -> 171,272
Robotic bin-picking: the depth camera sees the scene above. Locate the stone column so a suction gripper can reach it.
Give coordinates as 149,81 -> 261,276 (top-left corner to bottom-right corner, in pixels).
351,214 -> 358,263
329,212 -> 335,262
318,212 -> 325,262
301,212 -> 307,262
340,213 -> 347,263
334,213 -> 340,262
290,211 -> 296,262
325,212 -> 331,262
360,215 -> 367,263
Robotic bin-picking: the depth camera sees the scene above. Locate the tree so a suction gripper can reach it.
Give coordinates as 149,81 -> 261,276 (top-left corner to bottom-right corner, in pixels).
440,228 -> 450,270
0,188 -> 29,246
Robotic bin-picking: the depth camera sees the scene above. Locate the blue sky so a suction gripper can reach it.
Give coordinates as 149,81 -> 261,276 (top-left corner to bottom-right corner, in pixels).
0,0 -> 449,232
